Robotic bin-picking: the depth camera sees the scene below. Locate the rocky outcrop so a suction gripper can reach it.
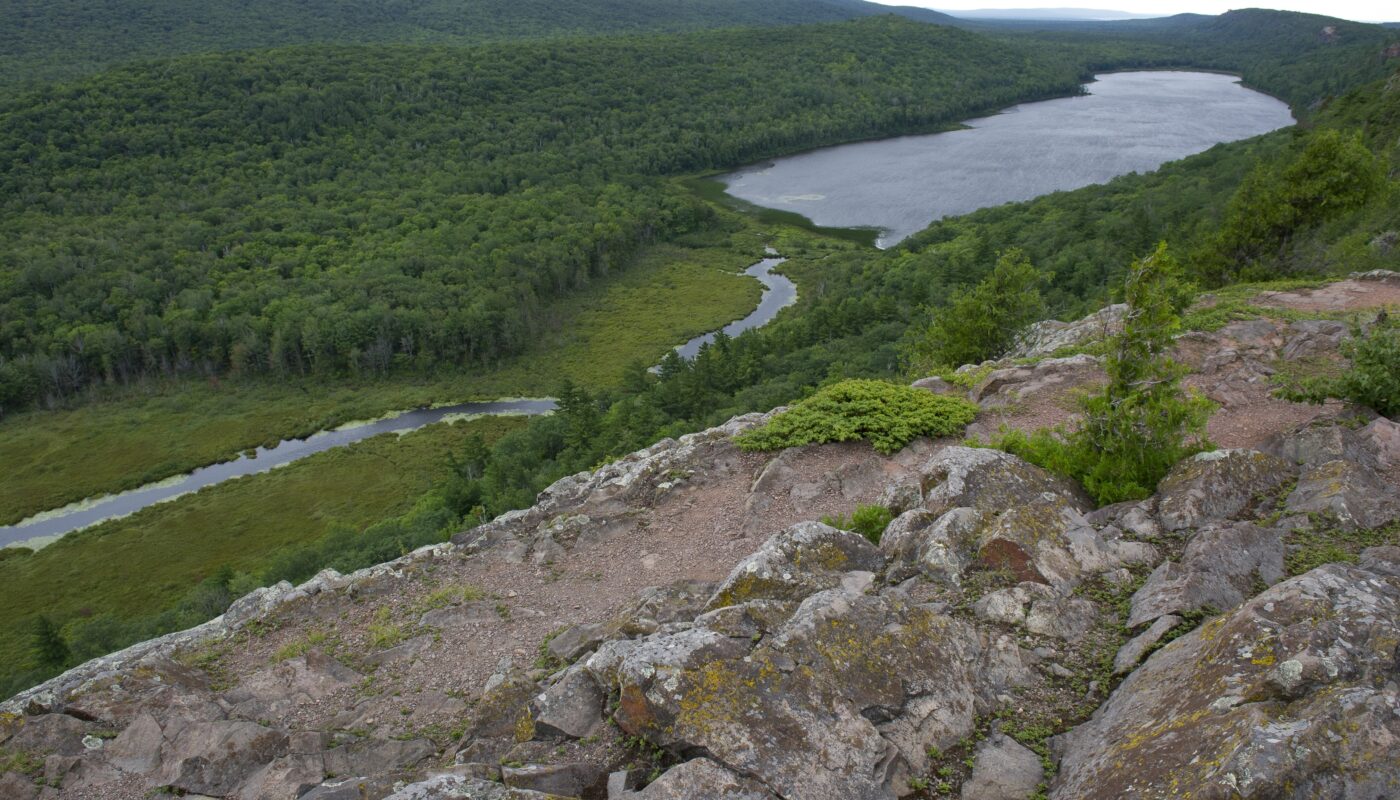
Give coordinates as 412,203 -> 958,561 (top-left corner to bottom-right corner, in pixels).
1053,549 -> 1400,800
3,292 -> 1397,800
1009,304 -> 1126,359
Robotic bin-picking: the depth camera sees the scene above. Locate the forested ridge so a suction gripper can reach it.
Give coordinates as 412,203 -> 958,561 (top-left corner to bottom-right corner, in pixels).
999,8 -> 1400,107
0,0 -> 954,86
0,18 -> 1090,414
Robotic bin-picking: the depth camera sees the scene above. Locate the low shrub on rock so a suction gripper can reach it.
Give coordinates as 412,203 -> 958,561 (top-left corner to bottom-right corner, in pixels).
822,504 -> 896,545
735,379 -> 977,455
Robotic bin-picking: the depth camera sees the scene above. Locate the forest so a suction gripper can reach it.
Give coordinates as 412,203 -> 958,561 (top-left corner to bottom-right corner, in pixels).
0,18 -> 1093,415
0,0 -> 953,86
1,6 -> 1397,698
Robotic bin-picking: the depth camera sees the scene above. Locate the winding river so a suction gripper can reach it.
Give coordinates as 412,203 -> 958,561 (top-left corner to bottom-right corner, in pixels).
720,71 -> 1295,247
0,400 -> 556,549
2,256 -> 795,550
6,71 -> 1293,549
668,254 -> 795,361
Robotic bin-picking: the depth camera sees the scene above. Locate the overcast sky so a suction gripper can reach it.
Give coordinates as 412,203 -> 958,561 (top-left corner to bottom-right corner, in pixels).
870,1 -> 1395,23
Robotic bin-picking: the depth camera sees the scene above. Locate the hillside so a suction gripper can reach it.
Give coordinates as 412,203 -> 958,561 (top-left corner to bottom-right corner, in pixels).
0,0 -> 954,86
974,8 -> 1400,106
2,270 -> 1397,798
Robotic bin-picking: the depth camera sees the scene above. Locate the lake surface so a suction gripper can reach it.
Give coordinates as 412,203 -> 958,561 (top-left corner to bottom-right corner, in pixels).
720,71 -> 1295,247
668,256 -> 794,361
0,399 -> 557,548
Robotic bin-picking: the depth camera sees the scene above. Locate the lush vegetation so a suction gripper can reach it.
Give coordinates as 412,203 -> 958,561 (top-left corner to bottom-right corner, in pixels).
0,0 -> 954,86
1195,129 -> 1387,285
736,379 -> 979,455
0,236 -> 766,524
902,248 -> 1047,372
991,245 -> 1215,505
0,19 -> 1088,415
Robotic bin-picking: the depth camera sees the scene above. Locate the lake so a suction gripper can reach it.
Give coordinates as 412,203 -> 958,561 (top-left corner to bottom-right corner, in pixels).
719,71 -> 1295,247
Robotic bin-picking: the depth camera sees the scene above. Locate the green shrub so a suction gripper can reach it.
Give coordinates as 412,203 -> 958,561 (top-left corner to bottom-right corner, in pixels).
1269,313 -> 1400,418
992,244 -> 1214,505
735,379 -> 978,455
903,248 -> 1048,371
1336,313 -> 1400,418
822,504 -> 896,545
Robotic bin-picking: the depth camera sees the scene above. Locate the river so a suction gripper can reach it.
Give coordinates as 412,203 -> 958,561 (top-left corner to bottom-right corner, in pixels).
719,71 -> 1295,247
0,400 -> 556,549
667,254 -> 795,361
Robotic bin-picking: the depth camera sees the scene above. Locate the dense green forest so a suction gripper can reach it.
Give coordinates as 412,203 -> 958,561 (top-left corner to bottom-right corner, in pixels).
0,0 -> 953,86
5,10 -> 1398,417
0,19 -> 1091,415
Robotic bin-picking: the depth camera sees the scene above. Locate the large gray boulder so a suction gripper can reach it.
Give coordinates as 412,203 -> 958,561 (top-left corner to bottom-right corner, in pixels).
1154,449 -> 1295,531
1127,522 -> 1284,628
960,732 -> 1045,800
893,448 -> 1150,590
634,758 -> 777,799
616,580 -> 998,800
152,720 -> 290,796
1285,459 -> 1400,530
1052,550 -> 1400,799
529,664 -> 606,739
1009,303 -> 1126,360
705,521 -> 883,610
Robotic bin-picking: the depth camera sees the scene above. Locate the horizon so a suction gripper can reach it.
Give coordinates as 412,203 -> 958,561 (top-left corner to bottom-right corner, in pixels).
870,1 -> 1396,23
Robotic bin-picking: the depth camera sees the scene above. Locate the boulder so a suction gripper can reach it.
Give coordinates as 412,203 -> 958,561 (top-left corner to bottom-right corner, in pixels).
321,738 -> 434,778
617,583 -> 991,799
106,711 -> 164,773
1261,416 -> 1385,470
1111,615 -> 1181,675
910,376 -> 960,396
1280,319 -> 1348,360
614,580 -> 716,636
1,713 -> 94,756
1285,459 -> 1400,530
1010,304 -> 1126,359
960,732 -> 1045,800
238,753 -> 325,800
1154,450 -> 1295,531
634,758 -> 777,799
970,354 -> 1102,407
1127,523 -> 1284,628
152,720 -> 289,796
1052,553 -> 1400,799
530,664 -> 606,739
706,522 -> 884,610
545,623 -> 609,664
501,762 -> 606,796
917,448 -> 1114,589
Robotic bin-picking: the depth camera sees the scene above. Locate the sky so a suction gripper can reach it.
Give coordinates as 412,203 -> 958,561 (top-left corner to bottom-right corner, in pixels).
868,1 -> 1396,22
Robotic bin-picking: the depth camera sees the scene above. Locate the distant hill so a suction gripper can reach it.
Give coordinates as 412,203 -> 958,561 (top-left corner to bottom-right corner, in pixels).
944,8 -> 1162,21
0,0 -> 957,86
968,8 -> 1399,107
